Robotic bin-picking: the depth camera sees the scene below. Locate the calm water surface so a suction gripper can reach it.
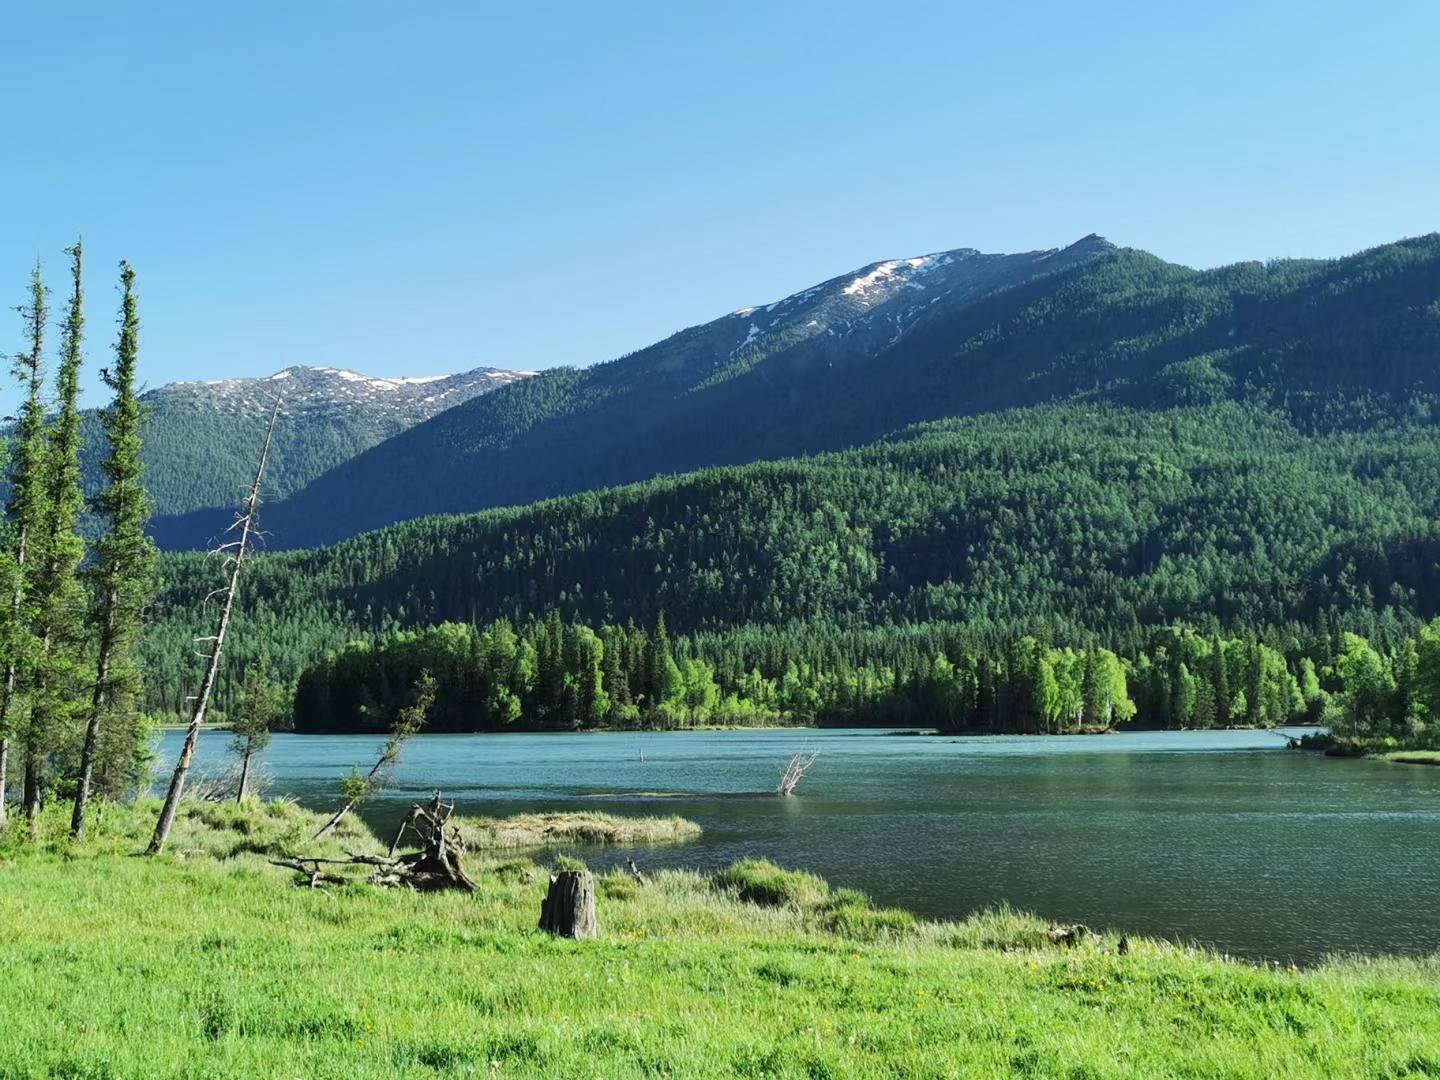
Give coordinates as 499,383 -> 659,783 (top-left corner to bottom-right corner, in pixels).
156,727 -> 1440,963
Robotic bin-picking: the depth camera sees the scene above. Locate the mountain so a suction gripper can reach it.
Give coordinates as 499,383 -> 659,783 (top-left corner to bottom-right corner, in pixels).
150,232 -> 1440,550
134,230 -> 1440,714
80,364 -> 533,520
148,236 -> 1116,546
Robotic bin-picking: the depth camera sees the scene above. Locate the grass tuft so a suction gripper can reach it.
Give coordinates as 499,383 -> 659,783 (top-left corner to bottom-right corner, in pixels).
713,857 -> 830,908
456,811 -> 701,849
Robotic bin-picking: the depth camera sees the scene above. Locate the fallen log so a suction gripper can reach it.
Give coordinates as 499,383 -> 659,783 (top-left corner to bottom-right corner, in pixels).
268,857 -> 353,889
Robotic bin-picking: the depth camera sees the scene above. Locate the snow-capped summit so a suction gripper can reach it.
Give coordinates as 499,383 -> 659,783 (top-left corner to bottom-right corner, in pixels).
643,235 -> 1115,385
168,364 -> 534,418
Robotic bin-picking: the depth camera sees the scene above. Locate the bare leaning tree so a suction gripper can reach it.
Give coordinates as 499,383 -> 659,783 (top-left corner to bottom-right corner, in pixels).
778,748 -> 819,796
313,671 -> 436,840
148,398 -> 281,855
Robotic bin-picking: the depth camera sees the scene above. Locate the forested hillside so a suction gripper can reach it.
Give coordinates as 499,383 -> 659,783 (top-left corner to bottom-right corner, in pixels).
141,399 -> 1440,722
153,233 -> 1440,549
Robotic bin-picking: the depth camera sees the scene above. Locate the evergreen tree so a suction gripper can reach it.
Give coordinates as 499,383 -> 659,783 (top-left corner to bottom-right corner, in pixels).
72,261 -> 156,836
0,266 -> 49,826
25,243 -> 89,823
1211,637 -> 1231,728
230,632 -> 275,802
1391,638 -> 1423,742
646,613 -> 684,712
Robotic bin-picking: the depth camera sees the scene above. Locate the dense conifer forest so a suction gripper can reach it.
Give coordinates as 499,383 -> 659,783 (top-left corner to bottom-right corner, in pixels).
142,399 -> 1440,747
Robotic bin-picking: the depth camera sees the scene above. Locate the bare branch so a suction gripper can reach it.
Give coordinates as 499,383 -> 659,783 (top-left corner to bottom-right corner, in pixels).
777,749 -> 820,796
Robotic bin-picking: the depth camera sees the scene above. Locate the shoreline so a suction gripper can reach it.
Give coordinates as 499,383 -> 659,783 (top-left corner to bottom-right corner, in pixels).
259,723 -> 1323,738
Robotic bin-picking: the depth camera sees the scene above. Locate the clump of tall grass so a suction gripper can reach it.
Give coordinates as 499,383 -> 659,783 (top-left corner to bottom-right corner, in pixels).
712,857 -> 829,907
456,811 -> 701,849
815,887 -> 917,940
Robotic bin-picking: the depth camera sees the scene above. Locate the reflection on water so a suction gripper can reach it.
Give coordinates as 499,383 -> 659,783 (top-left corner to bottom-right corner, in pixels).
155,727 -> 1440,963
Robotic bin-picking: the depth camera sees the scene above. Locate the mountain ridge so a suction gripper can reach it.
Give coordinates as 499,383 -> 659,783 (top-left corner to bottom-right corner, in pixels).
75,362 -> 533,521
150,235 -> 1122,548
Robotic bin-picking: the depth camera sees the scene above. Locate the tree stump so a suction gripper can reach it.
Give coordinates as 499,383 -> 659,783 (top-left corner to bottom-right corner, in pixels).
539,870 -> 597,939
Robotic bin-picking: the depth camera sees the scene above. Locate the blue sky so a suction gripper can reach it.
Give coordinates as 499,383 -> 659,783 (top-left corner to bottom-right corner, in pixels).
3,2 -> 1437,401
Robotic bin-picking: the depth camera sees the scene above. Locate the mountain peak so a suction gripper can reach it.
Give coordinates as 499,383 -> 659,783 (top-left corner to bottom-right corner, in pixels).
1067,233 -> 1115,253
683,237 -> 1118,386
155,363 -> 534,415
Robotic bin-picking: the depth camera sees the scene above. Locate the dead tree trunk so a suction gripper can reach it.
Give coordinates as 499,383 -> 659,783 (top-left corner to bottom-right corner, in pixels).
313,672 -> 435,841
148,398 -> 280,855
778,749 -> 819,796
539,871 -> 598,939
271,792 -> 476,892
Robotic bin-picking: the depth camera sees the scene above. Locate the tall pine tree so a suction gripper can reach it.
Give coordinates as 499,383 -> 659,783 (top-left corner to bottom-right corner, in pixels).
71,261 -> 156,837
25,242 -> 88,823
0,265 -> 49,826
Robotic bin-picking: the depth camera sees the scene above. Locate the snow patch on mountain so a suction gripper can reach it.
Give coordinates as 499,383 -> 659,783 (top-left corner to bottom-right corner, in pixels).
730,323 -> 763,357
154,364 -> 534,422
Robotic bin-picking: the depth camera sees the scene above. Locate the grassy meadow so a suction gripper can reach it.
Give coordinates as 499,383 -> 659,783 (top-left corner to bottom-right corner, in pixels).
0,799 -> 1438,1078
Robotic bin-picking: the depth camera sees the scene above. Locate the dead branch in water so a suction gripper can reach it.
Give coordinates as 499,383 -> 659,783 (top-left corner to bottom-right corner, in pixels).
777,749 -> 819,796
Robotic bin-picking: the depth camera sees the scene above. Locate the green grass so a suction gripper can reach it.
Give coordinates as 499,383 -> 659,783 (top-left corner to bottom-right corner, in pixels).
1379,750 -> 1440,766
1,803 -> 1439,1078
455,811 -> 701,849
713,857 -> 830,907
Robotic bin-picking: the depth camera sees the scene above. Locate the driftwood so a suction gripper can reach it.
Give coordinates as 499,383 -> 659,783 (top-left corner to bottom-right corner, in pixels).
778,750 -> 819,796
269,857 -> 353,889
539,870 -> 597,939
271,792 -> 476,892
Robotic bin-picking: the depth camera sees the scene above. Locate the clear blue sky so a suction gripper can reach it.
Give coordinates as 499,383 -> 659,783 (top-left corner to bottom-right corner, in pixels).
3,1 -> 1437,402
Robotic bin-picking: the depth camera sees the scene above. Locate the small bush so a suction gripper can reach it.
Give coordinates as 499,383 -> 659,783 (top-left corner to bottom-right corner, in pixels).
713,859 -> 828,908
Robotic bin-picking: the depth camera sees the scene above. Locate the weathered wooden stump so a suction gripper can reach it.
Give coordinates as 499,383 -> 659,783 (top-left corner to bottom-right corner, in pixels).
539,870 -> 597,939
